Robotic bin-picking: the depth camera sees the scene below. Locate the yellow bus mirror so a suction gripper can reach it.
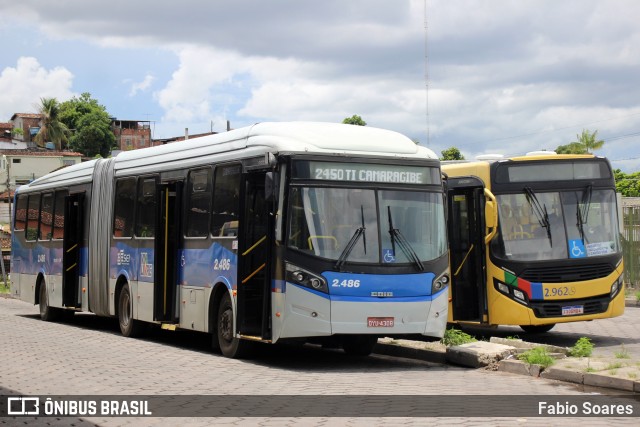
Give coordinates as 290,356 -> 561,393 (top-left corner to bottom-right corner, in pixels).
483,188 -> 498,243
485,200 -> 497,229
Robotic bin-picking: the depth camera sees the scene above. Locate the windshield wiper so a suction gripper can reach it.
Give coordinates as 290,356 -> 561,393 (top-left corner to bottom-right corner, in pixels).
576,184 -> 592,241
335,206 -> 367,269
523,187 -> 552,246
387,206 -> 424,271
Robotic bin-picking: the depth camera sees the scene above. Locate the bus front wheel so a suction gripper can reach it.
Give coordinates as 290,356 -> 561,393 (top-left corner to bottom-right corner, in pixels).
39,281 -> 60,322
217,292 -> 253,359
520,324 -> 555,334
118,284 -> 143,337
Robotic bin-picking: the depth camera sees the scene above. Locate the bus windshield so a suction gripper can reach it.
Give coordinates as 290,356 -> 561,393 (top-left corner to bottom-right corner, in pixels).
288,187 -> 447,264
493,188 -> 620,261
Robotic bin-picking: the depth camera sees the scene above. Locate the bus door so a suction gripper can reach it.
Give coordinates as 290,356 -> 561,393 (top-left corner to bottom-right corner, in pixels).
154,181 -> 183,322
237,170 -> 272,340
62,193 -> 84,308
446,177 -> 487,322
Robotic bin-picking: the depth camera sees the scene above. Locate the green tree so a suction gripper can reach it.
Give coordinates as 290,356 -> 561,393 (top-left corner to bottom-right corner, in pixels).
342,115 -> 367,126
35,97 -> 70,150
60,93 -> 115,157
555,129 -> 605,154
614,169 -> 640,197
441,147 -> 465,160
574,129 -> 604,153
555,142 -> 588,154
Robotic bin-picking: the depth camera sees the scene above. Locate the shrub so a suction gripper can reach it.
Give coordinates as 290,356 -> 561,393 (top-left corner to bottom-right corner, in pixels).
441,328 -> 476,347
517,347 -> 555,368
569,337 -> 594,357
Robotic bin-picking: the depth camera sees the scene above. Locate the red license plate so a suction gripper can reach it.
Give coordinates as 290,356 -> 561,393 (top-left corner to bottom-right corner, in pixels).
367,317 -> 394,327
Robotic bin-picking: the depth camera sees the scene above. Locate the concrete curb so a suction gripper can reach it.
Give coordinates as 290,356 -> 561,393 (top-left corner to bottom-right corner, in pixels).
374,342 -> 446,364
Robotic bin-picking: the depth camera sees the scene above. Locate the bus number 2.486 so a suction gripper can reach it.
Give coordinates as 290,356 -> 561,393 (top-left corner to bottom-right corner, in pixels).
214,258 -> 231,271
331,279 -> 361,288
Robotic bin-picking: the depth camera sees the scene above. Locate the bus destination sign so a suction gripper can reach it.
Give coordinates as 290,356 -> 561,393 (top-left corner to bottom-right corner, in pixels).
296,161 -> 438,185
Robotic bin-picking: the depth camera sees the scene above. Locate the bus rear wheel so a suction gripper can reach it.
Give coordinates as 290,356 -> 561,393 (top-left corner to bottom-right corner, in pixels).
39,281 -> 60,322
217,292 -> 253,359
118,284 -> 142,337
520,324 -> 555,334
342,335 -> 378,356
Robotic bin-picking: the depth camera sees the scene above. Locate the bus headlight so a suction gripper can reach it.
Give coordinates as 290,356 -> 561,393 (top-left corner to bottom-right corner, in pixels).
432,272 -> 450,294
611,276 -> 622,299
497,281 -> 509,295
285,263 -> 328,294
513,289 -> 526,301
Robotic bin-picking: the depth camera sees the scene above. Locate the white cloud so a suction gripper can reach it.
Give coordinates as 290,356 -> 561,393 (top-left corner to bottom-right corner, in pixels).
0,57 -> 74,120
128,74 -> 155,97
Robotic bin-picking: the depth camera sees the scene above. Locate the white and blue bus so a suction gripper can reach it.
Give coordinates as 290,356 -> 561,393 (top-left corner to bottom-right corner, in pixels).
10,122 -> 450,358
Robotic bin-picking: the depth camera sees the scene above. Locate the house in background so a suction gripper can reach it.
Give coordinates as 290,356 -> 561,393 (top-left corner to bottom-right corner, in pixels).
111,119 -> 155,151
0,150 -> 83,192
10,113 -> 43,147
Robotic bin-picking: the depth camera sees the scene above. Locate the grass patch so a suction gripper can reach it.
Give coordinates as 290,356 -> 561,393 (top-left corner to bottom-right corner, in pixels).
606,362 -> 623,370
568,337 -> 594,357
517,347 -> 555,368
0,281 -> 9,294
615,345 -> 630,359
441,328 -> 476,347
636,291 -> 640,302
628,372 -> 638,380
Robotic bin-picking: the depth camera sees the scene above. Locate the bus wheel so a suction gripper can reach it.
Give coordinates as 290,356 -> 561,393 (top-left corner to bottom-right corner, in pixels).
39,281 -> 60,322
342,335 -> 378,356
118,284 -> 142,337
520,324 -> 555,334
217,292 -> 253,359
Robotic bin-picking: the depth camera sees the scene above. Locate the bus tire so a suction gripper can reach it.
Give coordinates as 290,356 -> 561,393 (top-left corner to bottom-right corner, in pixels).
520,324 -> 555,334
39,281 -> 60,322
217,292 -> 253,359
342,335 -> 378,356
118,284 -> 143,337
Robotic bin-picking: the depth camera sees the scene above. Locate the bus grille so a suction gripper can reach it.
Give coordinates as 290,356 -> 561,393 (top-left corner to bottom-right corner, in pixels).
520,264 -> 614,283
529,295 -> 610,318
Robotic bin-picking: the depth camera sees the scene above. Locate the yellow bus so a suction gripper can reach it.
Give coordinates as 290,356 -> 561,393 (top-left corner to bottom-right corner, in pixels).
442,152 -> 624,333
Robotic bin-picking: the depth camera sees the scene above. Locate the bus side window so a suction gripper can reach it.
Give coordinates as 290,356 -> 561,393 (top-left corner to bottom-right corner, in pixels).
113,178 -> 136,238
14,195 -> 27,232
211,164 -> 241,236
26,194 -> 41,241
38,193 -> 54,241
186,169 -> 212,238
135,178 -> 157,238
52,191 -> 67,240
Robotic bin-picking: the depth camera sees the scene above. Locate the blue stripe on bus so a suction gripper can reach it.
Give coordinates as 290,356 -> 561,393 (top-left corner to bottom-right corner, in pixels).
531,282 -> 544,300
322,271 -> 436,297
286,282 -> 447,302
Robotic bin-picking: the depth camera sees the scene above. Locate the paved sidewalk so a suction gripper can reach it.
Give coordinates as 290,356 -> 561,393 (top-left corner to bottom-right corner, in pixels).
375,298 -> 640,393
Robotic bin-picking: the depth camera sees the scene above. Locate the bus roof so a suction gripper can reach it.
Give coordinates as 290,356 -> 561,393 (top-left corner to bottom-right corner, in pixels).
113,121 -> 436,168
20,122 -> 437,192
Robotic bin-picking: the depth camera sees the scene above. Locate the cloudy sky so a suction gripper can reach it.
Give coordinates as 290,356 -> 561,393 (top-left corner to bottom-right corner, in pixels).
0,0 -> 639,171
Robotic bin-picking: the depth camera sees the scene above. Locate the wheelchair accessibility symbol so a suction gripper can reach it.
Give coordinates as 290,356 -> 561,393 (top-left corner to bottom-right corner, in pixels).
569,239 -> 586,258
383,249 -> 396,263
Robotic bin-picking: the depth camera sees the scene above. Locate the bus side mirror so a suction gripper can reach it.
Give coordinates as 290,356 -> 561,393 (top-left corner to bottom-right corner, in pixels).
485,200 -> 497,229
484,188 -> 498,243
265,172 -> 274,202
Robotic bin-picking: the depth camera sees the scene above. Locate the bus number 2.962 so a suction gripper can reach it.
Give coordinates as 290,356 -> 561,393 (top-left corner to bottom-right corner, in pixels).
331,279 -> 361,288
214,258 -> 231,271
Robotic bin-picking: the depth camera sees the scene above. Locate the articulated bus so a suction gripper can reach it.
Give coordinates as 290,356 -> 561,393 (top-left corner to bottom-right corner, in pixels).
10,122 -> 450,358
442,152 -> 624,333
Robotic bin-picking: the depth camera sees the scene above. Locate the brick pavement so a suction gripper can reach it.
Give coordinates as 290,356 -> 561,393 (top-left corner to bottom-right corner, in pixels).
0,297 -> 638,426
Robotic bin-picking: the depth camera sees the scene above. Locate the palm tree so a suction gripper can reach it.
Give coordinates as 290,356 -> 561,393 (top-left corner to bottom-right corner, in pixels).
35,97 -> 70,150
572,129 -> 604,153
